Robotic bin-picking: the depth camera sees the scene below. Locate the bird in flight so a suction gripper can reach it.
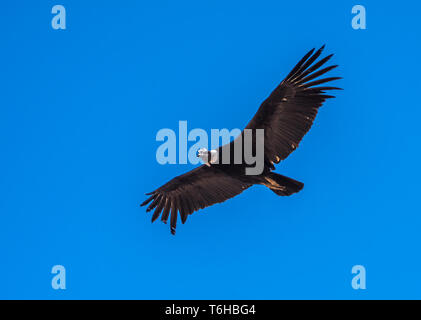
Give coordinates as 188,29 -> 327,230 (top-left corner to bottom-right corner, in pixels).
141,46 -> 341,234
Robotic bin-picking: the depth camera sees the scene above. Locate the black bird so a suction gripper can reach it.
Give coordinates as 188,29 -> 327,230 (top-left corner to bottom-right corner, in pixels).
141,46 -> 341,234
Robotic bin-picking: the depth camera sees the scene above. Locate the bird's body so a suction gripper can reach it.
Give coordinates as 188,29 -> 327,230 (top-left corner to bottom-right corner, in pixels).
141,46 -> 341,234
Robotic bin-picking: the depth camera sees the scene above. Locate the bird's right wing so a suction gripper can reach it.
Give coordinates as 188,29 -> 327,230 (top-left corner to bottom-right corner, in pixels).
141,165 -> 251,234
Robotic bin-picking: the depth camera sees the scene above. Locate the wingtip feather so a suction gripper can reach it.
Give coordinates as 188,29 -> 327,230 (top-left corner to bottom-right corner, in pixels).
140,195 -> 154,207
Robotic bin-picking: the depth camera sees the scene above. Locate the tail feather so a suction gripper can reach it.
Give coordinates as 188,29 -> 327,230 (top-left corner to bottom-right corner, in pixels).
264,172 -> 304,196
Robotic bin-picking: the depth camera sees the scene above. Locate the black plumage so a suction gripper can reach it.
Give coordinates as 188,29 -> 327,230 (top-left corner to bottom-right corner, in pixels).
141,46 -> 341,234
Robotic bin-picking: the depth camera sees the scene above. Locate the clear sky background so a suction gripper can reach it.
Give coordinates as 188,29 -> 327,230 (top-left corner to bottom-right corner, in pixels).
1,1 -> 420,299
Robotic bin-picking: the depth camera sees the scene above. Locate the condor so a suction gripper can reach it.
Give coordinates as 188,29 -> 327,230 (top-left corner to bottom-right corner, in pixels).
141,46 -> 341,234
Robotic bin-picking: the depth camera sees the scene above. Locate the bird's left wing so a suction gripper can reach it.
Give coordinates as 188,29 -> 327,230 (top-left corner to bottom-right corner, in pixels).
243,45 -> 342,168
141,165 -> 251,234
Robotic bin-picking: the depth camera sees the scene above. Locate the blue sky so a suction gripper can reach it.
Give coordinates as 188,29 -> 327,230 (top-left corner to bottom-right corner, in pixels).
1,1 -> 420,299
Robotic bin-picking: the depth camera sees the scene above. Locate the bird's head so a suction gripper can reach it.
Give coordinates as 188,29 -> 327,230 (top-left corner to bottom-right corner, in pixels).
196,148 -> 218,164
196,148 -> 209,162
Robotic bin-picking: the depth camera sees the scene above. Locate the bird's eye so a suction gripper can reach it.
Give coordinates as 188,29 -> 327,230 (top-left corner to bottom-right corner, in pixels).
196,150 -> 200,157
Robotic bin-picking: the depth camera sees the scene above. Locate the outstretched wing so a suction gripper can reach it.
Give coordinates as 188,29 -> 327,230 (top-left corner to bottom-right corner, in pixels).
245,45 -> 342,168
141,165 -> 251,234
